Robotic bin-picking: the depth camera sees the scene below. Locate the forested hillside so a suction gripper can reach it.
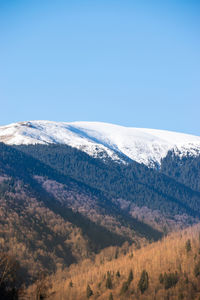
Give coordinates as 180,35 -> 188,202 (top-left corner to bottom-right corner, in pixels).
161,150 -> 200,192
1,142 -> 200,298
0,143 -> 162,284
25,224 -> 200,300
16,144 -> 200,231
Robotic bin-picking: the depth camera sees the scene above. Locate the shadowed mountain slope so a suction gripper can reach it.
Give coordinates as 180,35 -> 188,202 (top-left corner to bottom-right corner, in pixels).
0,143 -> 163,281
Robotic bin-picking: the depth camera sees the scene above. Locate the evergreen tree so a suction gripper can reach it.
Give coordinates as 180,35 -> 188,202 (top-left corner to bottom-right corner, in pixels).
159,273 -> 164,284
108,292 -> 113,300
116,270 -> 120,277
120,281 -> 129,294
185,239 -> 192,253
106,271 -> 112,289
127,269 -> 133,285
138,270 -> 149,294
86,285 -> 93,298
194,260 -> 200,277
162,272 -> 179,289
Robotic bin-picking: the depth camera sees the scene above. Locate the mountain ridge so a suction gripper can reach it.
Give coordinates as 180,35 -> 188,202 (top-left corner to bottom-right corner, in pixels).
1,120 -> 200,167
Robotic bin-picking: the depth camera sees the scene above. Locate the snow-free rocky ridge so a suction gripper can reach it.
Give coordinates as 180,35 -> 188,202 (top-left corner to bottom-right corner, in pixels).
0,120 -> 200,167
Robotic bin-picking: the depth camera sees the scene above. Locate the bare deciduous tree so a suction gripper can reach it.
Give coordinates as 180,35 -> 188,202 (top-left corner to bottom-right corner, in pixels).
0,252 -> 19,299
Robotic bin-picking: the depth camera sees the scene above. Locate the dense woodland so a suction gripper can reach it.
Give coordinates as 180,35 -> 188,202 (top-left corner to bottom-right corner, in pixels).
22,224 -> 200,299
161,149 -> 200,192
0,143 -> 162,281
0,142 -> 200,299
16,144 -> 200,222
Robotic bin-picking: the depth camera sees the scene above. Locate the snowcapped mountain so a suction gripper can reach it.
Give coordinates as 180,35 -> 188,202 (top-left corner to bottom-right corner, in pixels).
0,120 -> 200,167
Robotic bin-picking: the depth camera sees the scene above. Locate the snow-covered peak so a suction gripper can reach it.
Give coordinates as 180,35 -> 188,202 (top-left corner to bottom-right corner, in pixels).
0,120 -> 200,166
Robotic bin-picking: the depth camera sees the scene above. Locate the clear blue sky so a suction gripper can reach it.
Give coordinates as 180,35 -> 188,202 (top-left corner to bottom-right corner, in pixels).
0,0 -> 200,135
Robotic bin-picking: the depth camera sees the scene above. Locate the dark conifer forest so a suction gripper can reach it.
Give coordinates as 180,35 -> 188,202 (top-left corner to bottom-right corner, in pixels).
0,142 -> 200,299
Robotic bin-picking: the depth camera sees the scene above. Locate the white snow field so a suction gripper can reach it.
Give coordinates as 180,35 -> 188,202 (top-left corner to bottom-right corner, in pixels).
1,120 -> 200,166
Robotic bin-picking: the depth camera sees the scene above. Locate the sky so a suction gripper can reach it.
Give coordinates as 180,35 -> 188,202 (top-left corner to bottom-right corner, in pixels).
0,0 -> 200,135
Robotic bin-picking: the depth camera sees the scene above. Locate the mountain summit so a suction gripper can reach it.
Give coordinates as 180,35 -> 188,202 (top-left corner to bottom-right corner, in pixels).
1,120 -> 200,166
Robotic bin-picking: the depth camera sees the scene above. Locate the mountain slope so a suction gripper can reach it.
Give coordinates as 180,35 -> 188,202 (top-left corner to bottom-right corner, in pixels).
1,121 -> 200,167
31,224 -> 200,300
0,143 -> 164,280
15,144 -> 200,232
1,121 -> 200,283
161,149 -> 200,192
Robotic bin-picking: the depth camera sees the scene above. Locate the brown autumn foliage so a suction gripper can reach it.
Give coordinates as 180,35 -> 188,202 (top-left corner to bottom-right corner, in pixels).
25,223 -> 200,300
0,176 -> 96,280
0,253 -> 20,299
0,175 -> 152,282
